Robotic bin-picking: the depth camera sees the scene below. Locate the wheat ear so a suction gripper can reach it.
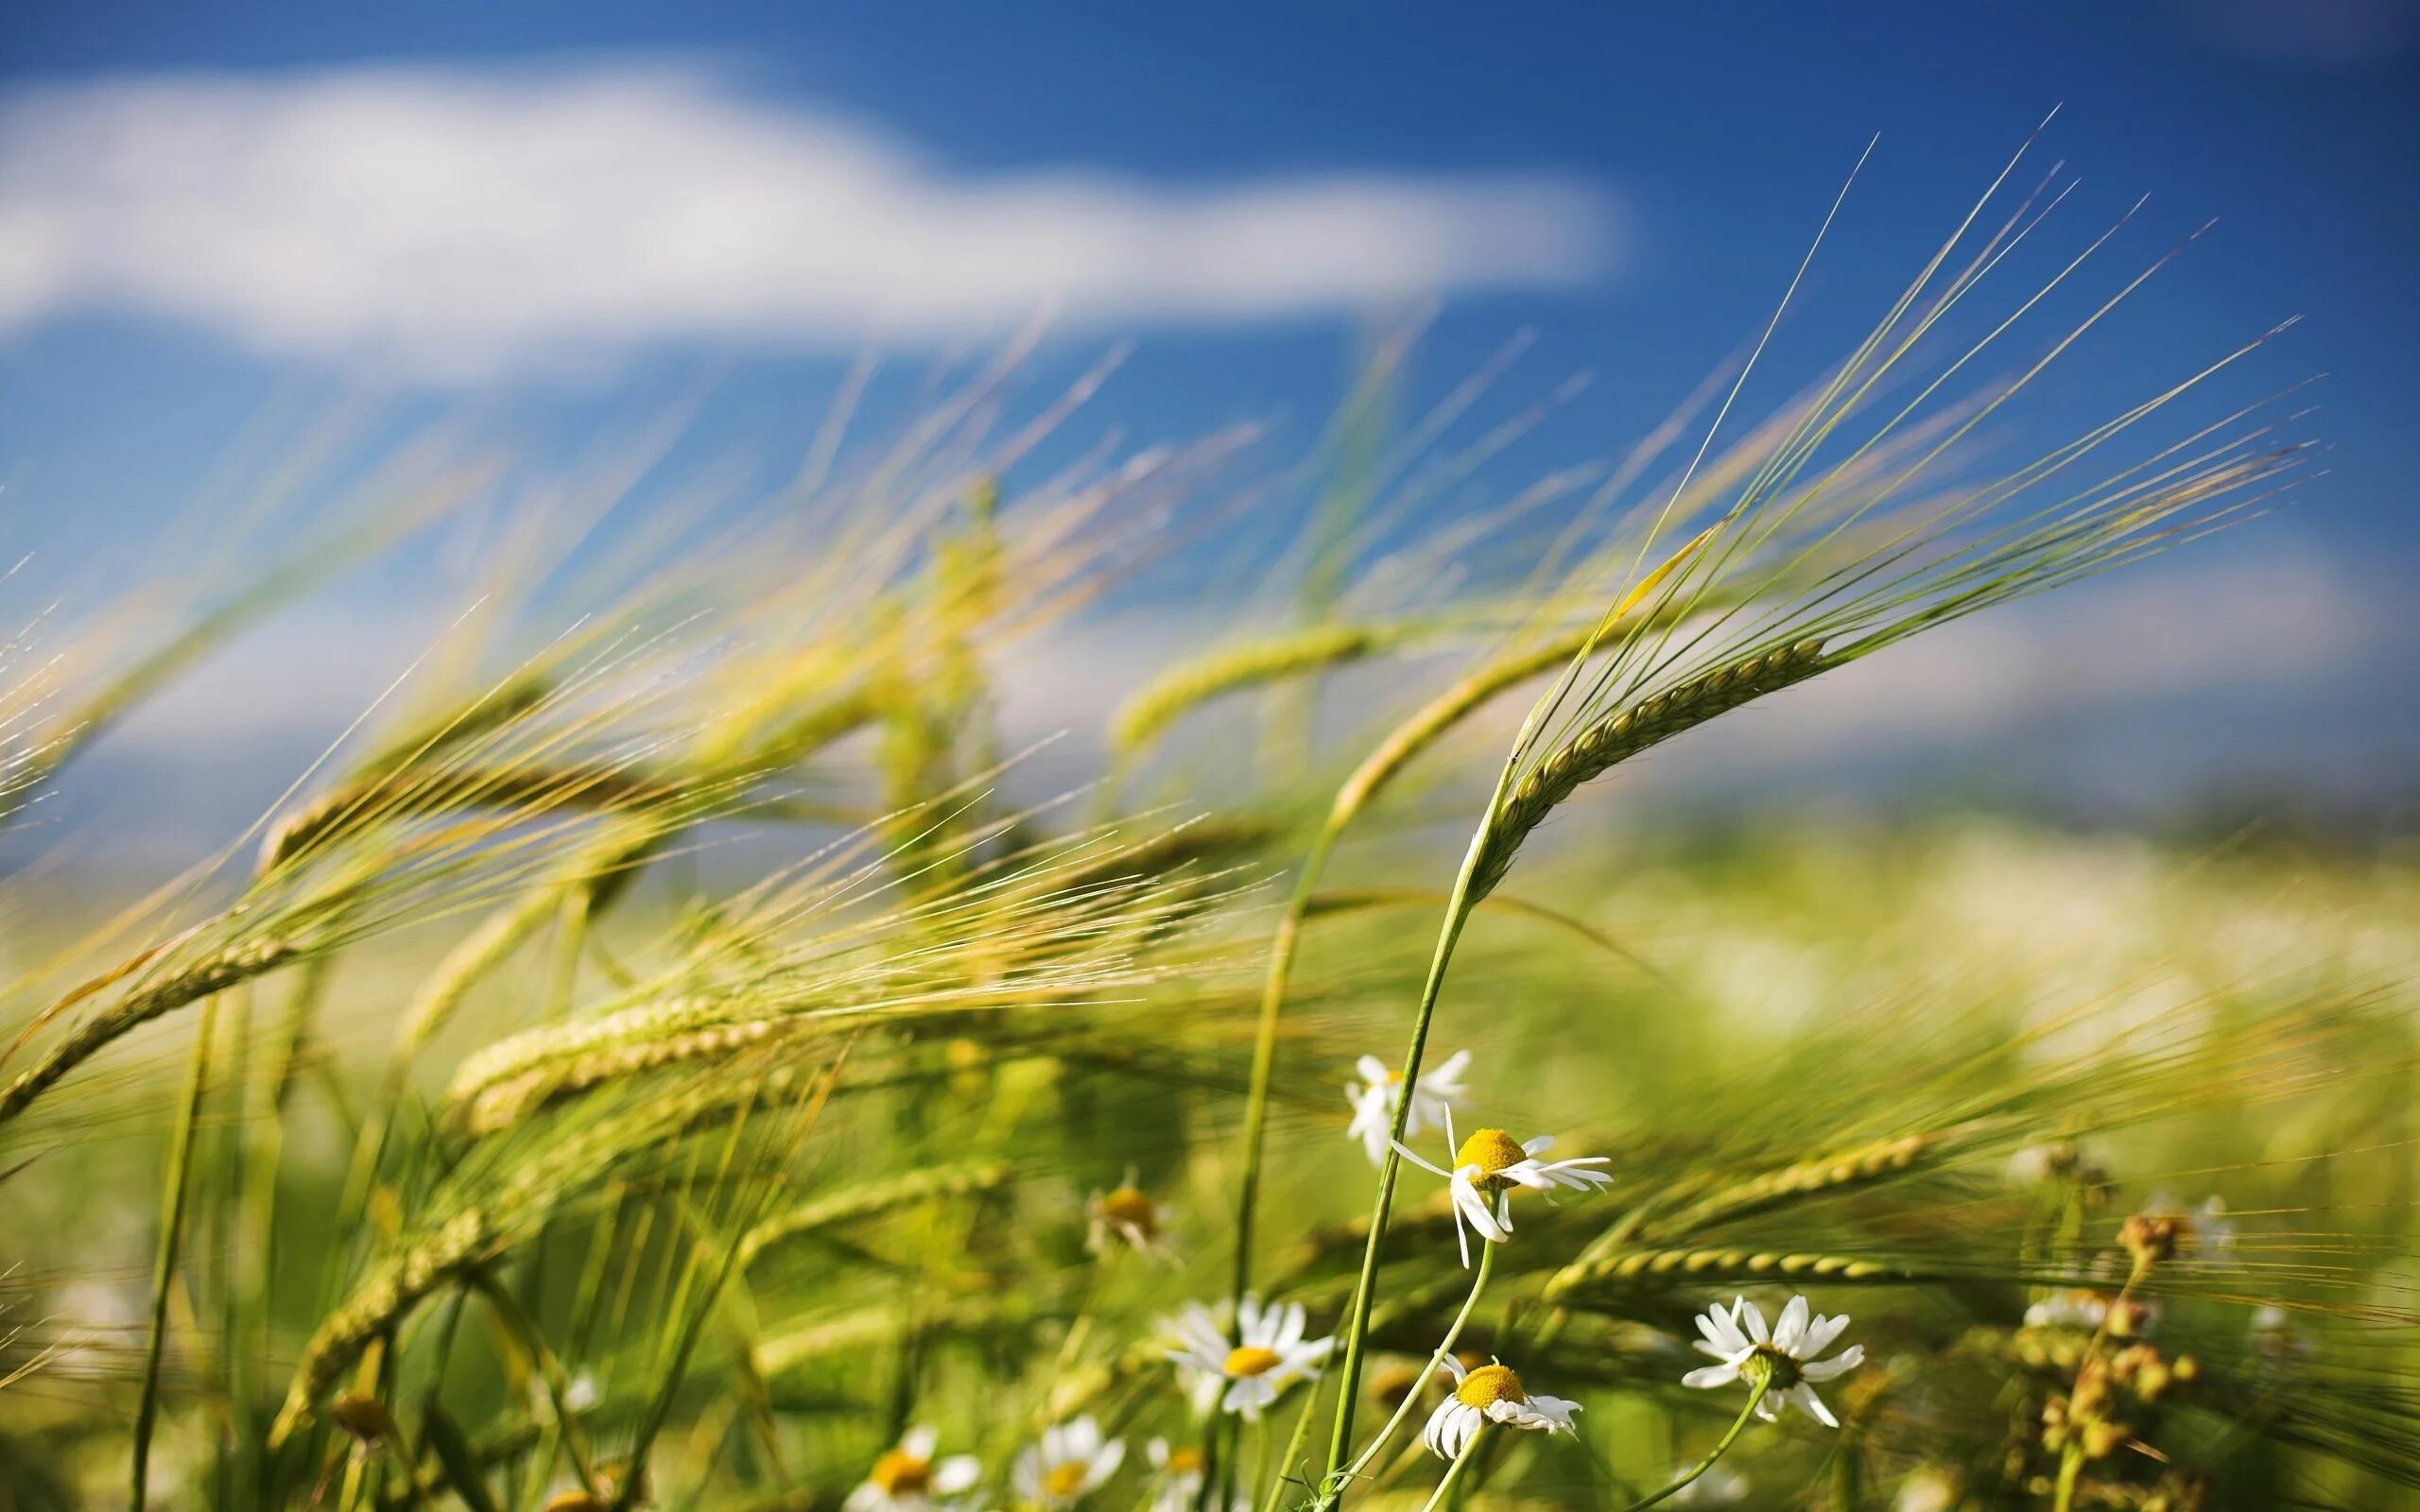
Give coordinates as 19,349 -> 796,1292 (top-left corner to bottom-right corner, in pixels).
1109,621 -> 1403,758
1540,1246 -> 1907,1303
1465,638 -> 1828,902
0,939 -> 296,1126
258,763 -> 676,874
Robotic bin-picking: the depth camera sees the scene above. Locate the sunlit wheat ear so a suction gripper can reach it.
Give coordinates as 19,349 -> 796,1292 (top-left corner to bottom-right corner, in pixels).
0,939 -> 295,1126
1544,1248 -> 1910,1305
1110,620 -> 1405,759
1465,639 -> 1828,902
438,808 -> 1247,1133
256,761 -> 683,874
738,1160 -> 1011,1268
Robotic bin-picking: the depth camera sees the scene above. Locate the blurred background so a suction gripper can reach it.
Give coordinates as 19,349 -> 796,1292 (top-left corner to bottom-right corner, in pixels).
1,0 -> 2414,864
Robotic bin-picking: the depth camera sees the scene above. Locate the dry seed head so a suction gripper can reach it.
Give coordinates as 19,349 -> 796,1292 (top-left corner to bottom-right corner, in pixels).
2081,1420 -> 2130,1460
2120,1212 -> 2182,1268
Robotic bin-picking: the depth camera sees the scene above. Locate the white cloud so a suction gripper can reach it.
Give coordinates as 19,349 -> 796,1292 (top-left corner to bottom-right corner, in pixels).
0,62 -> 1616,378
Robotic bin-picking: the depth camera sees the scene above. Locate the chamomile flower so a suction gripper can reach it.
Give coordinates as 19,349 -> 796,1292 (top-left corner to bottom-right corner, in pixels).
1086,1176 -> 1178,1263
1346,1049 -> 1472,1165
1681,1295 -> 1864,1428
1013,1418 -> 1124,1508
1421,1355 -> 1581,1458
1146,1438 -> 1246,1512
1392,1112 -> 1615,1265
1166,1295 -> 1334,1419
845,1426 -> 981,1512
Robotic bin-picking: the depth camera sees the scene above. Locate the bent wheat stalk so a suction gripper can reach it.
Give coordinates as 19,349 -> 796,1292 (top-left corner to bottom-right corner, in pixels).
1228,528 -> 1720,1316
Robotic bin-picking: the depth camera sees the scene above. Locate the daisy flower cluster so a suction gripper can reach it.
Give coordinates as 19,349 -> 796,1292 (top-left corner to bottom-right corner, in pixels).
838,1043 -> 1874,1512
1345,1049 -> 1866,1489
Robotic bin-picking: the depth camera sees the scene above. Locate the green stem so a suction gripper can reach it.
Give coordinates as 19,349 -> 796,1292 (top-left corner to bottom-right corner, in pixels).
1259,1368 -> 1329,1512
2049,1445 -> 2083,1512
1337,1240 -> 1496,1487
132,997 -> 219,1511
1416,1429 -> 1485,1512
1623,1380 -> 1768,1511
1322,803 -> 1503,1480
1229,826 -> 1341,1312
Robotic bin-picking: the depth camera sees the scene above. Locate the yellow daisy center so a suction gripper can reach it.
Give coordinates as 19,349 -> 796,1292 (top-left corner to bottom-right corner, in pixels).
1455,1127 -> 1528,1181
1098,1186 -> 1158,1234
1164,1446 -> 1204,1477
1044,1460 -> 1092,1499
869,1449 -> 932,1496
1223,1345 -> 1284,1378
1454,1363 -> 1528,1409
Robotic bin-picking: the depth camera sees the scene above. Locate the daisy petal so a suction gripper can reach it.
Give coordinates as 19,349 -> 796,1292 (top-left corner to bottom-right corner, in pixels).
1791,1383 -> 1839,1428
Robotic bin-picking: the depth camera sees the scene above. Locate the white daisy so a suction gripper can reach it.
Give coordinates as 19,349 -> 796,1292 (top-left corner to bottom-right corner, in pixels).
1013,1417 -> 1125,1508
1680,1295 -> 1864,1428
1346,1049 -> 1472,1165
1166,1295 -> 1334,1419
845,1426 -> 981,1512
1392,1112 -> 1615,1265
1145,1438 -> 1247,1512
1086,1177 -> 1178,1263
1420,1356 -> 1581,1459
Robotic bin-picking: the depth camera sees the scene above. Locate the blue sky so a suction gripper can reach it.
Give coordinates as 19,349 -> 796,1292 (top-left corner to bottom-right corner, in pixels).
0,1 -> 2413,845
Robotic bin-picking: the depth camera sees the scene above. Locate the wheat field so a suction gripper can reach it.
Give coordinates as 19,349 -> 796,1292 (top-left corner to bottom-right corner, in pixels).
0,145 -> 2412,1512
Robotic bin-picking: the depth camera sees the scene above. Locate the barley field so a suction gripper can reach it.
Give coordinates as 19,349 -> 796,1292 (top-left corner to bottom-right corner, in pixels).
1,145 -> 2413,1512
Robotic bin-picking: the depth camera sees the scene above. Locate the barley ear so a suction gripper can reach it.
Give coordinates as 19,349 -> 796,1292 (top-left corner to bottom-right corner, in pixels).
1466,637 -> 1829,902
